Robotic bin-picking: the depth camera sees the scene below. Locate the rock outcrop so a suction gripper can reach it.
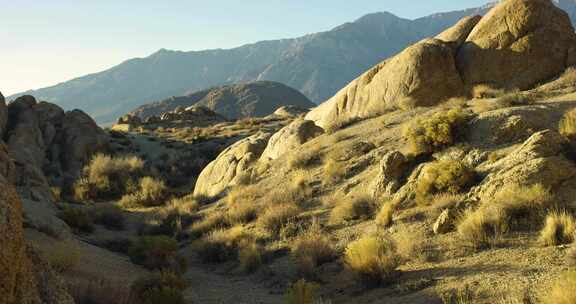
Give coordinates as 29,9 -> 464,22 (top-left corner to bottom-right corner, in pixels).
0,149 -> 73,304
457,0 -> 576,90
371,151 -> 407,198
272,106 -> 310,118
435,15 -> 482,45
194,132 -> 271,197
0,92 -> 7,138
260,119 -> 324,161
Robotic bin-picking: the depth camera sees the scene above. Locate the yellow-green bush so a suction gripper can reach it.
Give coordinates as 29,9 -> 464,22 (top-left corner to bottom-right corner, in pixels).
403,108 -> 469,155
375,201 -> 395,228
542,271 -> 576,304
323,158 -> 346,185
330,195 -> 376,225
195,226 -> 248,263
539,211 -> 576,246
559,108 -> 576,140
291,220 -> 335,275
119,177 -> 167,208
416,160 -> 476,205
344,236 -> 399,286
238,240 -> 263,273
257,203 -> 301,236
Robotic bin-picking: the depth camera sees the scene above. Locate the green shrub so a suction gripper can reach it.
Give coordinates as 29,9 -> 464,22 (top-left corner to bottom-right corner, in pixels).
58,207 -> 95,233
404,108 -> 469,155
130,271 -> 187,304
329,195 -> 375,225
285,279 -> 319,304
416,160 -> 476,204
128,236 -> 180,270
559,108 -> 576,140
344,236 -> 399,286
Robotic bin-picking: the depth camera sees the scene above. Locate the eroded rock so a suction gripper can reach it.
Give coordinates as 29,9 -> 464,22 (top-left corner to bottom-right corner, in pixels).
260,119 -> 324,161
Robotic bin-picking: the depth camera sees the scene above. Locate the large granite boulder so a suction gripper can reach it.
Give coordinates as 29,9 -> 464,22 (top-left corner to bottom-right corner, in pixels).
435,15 -> 482,46
371,151 -> 408,198
194,132 -> 271,197
260,119 -> 324,161
305,38 -> 464,129
456,0 -> 576,90
0,92 -> 7,139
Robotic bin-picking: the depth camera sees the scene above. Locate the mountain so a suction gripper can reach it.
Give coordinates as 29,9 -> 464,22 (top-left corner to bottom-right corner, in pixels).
9,1 -> 576,125
129,81 -> 315,120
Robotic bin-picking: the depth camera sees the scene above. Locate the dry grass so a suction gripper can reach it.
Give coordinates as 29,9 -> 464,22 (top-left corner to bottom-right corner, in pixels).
542,271 -> 576,304
130,271 -> 187,304
330,194 -> 376,225
375,201 -> 395,228
47,241 -> 81,273
288,147 -> 322,169
393,230 -> 431,263
67,278 -> 133,304
344,236 -> 399,286
539,211 -> 576,246
188,212 -> 228,238
119,177 -> 167,208
291,220 -> 336,275
238,239 -> 263,273
257,203 -> 301,236
472,84 -> 507,99
416,159 -> 476,205
456,206 -> 507,250
128,236 -> 180,270
285,279 -> 319,304
195,226 -> 248,263
403,108 -> 469,155
559,108 -> 576,140
323,157 -> 346,185
226,186 -> 260,224
58,207 -> 95,233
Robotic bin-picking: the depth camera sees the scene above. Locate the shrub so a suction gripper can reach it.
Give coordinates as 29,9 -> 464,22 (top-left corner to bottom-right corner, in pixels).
101,238 -> 133,255
58,207 -> 95,233
329,195 -> 375,225
375,201 -> 395,228
128,236 -> 180,270
416,160 -> 476,205
238,240 -> 263,273
188,212 -> 228,238
539,211 -> 576,246
456,206 -> 507,249
472,84 -> 506,99
291,220 -> 335,275
323,158 -> 346,185
226,187 -> 259,224
92,204 -> 125,230
288,148 -> 321,169
67,278 -> 132,304
559,108 -> 576,140
495,91 -> 537,107
195,226 -> 247,263
51,187 -> 62,202
48,241 -> 81,273
393,230 -> 430,262
130,271 -> 187,304
543,271 -> 576,304
403,108 -> 469,155
74,154 -> 144,201
119,177 -> 167,208
257,203 -> 301,236
344,236 -> 399,286
285,279 -> 319,304
142,196 -> 199,239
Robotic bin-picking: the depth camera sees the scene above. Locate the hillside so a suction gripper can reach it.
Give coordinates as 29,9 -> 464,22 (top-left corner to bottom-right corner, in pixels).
129,81 -> 315,120
7,6 -> 495,125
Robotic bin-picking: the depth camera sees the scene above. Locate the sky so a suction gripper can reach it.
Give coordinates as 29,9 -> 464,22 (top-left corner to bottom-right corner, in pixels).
1,0 -> 488,96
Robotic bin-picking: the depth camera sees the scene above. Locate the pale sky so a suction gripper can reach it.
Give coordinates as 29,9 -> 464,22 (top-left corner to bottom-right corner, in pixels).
1,0 -> 488,96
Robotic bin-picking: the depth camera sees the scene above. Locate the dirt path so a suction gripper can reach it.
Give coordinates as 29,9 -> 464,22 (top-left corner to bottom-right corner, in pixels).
182,256 -> 284,304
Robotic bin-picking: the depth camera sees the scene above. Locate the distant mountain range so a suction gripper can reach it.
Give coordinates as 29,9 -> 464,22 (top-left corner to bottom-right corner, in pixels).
9,1 -> 576,125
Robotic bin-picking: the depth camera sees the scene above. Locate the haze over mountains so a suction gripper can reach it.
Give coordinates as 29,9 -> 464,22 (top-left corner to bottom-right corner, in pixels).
8,1 -> 576,125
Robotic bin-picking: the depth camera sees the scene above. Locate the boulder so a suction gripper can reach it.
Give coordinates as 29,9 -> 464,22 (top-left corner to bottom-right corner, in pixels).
472,130 -> 576,200
0,92 -> 7,138
435,15 -> 482,46
34,102 -> 65,125
306,38 -> 463,129
371,151 -> 407,198
273,105 -> 309,117
60,110 -> 108,175
433,209 -> 453,234
117,114 -> 142,125
6,105 -> 45,168
456,0 -> 576,90
194,132 -> 271,197
0,169 -> 73,304
260,119 -> 324,161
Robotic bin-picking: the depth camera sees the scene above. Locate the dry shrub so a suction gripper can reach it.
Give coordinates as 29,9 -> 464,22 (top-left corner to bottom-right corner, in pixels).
226,186 -> 260,224
323,158 -> 346,185
288,147 -> 322,169
128,236 -> 181,271
58,207 -> 95,233
141,197 -> 199,239
195,226 -> 248,263
542,271 -> 576,304
375,201 -> 395,228
130,271 -> 187,304
238,239 -> 263,273
51,187 -> 62,202
393,230 -> 431,262
257,203 -> 301,236
188,212 -> 228,238
495,91 -> 537,107
344,236 -> 399,286
559,108 -> 576,140
119,177 -> 167,208
457,184 -> 552,249
92,204 -> 125,230
539,211 -> 576,246
472,84 -> 507,99
403,108 -> 469,155
285,279 -> 319,304
330,195 -> 376,225
291,220 -> 336,275
416,160 -> 476,204
68,278 -> 132,304
48,241 -> 81,273
74,154 -> 144,201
